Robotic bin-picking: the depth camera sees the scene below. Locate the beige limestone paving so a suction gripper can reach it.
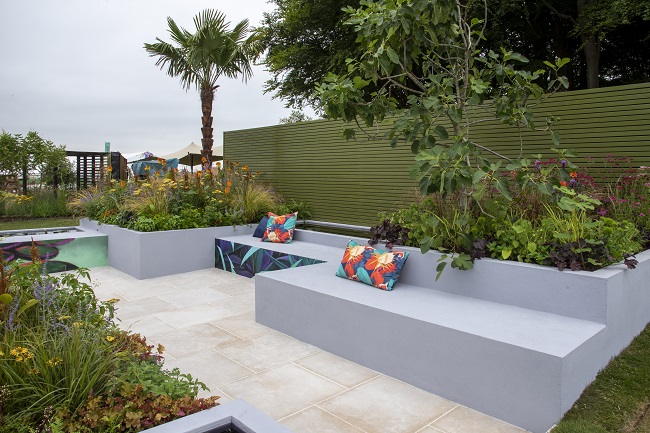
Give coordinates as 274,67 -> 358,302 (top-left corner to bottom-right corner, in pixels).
209,291 -> 255,314
280,406 -> 365,433
294,351 -> 379,388
209,279 -> 255,295
90,266 -> 530,433
112,281 -> 178,301
319,375 -> 458,433
210,311 -> 272,340
163,349 -> 254,389
220,363 -> 345,419
216,330 -> 319,373
157,287 -> 232,308
114,296 -> 178,320
430,406 -> 528,433
149,323 -> 243,358
117,314 -> 177,338
153,303 -> 235,329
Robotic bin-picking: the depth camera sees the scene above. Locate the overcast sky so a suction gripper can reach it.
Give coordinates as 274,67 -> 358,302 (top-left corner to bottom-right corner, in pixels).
0,0 -> 312,156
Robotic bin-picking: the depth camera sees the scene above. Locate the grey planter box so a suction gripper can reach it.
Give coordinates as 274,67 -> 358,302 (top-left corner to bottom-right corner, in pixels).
80,219 -> 254,279
254,229 -> 650,433
141,399 -> 293,433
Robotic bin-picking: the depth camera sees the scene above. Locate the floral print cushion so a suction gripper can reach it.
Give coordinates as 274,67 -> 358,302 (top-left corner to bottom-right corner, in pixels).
262,212 -> 298,243
336,240 -> 409,290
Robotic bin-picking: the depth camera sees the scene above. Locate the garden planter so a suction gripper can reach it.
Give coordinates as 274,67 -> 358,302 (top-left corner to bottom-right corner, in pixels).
79,219 -> 254,279
252,229 -> 650,433
141,399 -> 293,433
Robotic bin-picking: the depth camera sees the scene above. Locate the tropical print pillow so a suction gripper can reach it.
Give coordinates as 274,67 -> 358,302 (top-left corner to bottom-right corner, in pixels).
262,212 -> 298,244
336,240 -> 409,291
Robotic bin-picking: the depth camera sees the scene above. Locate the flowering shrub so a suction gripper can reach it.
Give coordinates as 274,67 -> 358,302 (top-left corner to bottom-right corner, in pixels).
68,160 -> 309,231
0,245 -> 218,432
383,153 -> 647,274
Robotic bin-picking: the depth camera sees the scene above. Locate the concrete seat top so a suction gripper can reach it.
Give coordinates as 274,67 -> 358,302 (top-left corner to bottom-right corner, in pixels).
257,262 -> 605,357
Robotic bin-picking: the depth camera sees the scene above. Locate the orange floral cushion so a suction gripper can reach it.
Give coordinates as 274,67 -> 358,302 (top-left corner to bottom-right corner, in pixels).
261,212 -> 298,244
335,240 -> 409,290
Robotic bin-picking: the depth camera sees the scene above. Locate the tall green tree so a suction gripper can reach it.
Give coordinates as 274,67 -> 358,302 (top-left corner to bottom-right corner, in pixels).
261,0 -> 362,111
0,130 -> 68,191
262,0 -> 649,110
145,9 -> 263,167
317,0 -> 568,208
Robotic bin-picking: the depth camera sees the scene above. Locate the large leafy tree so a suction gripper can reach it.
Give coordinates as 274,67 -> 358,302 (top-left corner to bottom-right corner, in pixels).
261,0 -> 362,111
0,130 -> 68,191
145,10 -> 263,167
317,0 -> 569,208
262,0 -> 648,111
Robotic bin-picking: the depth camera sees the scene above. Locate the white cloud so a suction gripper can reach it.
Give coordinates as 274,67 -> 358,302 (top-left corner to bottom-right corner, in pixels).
0,0 -> 307,155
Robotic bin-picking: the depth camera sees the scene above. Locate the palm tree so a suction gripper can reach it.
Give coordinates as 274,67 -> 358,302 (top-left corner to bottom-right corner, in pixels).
144,9 -> 262,168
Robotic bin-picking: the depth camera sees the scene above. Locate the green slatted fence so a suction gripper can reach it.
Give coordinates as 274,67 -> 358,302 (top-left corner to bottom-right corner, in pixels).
224,83 -> 650,226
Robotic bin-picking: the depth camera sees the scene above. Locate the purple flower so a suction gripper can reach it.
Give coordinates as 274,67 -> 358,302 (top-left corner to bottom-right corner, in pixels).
597,209 -> 607,216
561,159 -> 567,168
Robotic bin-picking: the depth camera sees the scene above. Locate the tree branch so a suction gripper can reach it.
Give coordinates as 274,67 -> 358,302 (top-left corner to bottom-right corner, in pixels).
542,0 -> 576,25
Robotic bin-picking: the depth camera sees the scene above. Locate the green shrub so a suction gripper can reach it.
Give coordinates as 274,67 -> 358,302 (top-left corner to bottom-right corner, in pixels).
1,189 -> 71,218
0,248 -> 219,432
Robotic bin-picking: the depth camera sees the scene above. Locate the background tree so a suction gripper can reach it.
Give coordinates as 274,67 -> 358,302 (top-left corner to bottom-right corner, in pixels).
145,9 -> 263,168
279,110 -> 314,124
262,0 -> 649,111
261,0 -> 362,111
317,0 -> 568,207
0,130 -> 68,192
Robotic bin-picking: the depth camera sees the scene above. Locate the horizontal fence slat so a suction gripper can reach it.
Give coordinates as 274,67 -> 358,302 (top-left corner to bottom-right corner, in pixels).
225,83 -> 650,225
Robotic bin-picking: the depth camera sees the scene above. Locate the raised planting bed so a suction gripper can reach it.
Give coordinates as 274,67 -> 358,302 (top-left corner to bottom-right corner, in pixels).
80,219 -> 255,279
141,399 -> 293,433
223,228 -> 650,433
0,226 -> 107,272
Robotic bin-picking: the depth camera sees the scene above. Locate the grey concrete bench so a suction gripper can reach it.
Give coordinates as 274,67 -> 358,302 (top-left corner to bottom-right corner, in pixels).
216,229 -> 650,433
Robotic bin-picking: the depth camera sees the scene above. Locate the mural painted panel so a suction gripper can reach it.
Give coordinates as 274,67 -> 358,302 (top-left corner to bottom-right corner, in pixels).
0,236 -> 108,273
215,239 -> 324,278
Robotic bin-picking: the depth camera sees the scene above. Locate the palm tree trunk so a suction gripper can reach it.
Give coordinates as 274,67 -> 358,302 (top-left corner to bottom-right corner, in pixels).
200,82 -> 214,169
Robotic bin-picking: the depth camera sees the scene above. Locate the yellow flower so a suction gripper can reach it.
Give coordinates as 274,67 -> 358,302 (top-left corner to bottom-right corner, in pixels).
10,347 -> 32,362
58,315 -> 72,320
0,349 -> 4,356
106,336 -> 115,342
73,322 -> 83,328
46,357 -> 62,367
107,166 -> 113,172
144,166 -> 151,171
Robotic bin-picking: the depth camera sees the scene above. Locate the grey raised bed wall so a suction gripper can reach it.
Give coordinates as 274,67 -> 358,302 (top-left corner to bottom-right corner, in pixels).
80,219 -> 254,279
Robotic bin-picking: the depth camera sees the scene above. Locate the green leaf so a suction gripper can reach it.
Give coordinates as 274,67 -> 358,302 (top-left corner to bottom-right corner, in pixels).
494,179 -> 512,201
0,293 -> 13,304
501,248 -> 512,260
509,52 -> 529,63
448,108 -> 463,124
551,131 -> 561,145
527,242 -> 537,253
420,236 -> 433,254
435,260 -> 447,281
386,46 -> 400,64
17,299 -> 38,317
434,125 -> 449,139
